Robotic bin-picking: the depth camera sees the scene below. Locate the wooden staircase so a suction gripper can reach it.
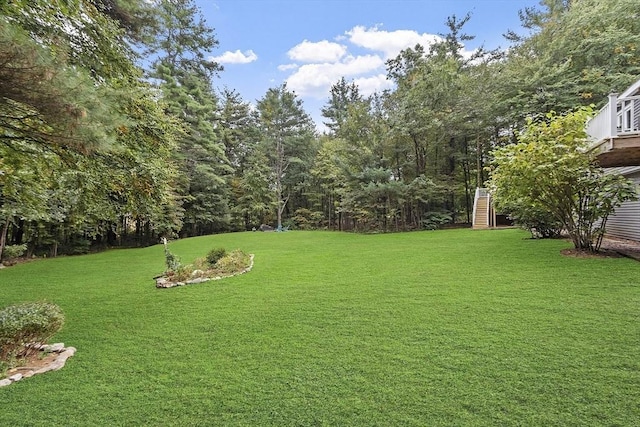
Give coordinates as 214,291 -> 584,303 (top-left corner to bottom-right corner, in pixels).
472,188 -> 494,229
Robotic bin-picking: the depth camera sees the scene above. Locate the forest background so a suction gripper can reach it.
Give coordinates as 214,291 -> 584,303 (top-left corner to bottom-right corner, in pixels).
1,0 -> 639,257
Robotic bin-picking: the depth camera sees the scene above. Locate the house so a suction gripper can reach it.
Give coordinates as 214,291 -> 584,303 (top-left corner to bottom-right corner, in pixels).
599,166 -> 640,242
587,78 -> 640,242
473,78 -> 640,234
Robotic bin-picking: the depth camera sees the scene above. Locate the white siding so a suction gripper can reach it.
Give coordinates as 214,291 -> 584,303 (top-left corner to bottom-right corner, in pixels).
606,173 -> 640,241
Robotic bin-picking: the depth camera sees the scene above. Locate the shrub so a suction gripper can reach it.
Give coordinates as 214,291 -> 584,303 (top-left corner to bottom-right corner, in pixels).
0,302 -> 64,366
488,108 -> 638,251
421,211 -> 452,230
506,202 -> 563,239
214,249 -> 250,274
206,248 -> 227,267
2,244 -> 27,260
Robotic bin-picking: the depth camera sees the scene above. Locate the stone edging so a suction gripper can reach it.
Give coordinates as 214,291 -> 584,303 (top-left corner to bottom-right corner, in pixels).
156,254 -> 255,288
0,343 -> 76,387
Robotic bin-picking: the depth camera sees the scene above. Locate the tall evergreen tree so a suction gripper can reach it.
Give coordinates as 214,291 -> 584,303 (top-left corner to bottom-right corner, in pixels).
321,77 -> 363,137
146,0 -> 231,236
256,84 -> 316,229
218,89 -> 266,230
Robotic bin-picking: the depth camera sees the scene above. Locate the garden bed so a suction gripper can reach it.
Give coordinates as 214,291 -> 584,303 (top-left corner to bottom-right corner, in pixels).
1,343 -> 75,387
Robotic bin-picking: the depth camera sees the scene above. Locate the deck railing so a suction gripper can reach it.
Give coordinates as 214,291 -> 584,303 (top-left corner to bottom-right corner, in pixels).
587,93 -> 640,144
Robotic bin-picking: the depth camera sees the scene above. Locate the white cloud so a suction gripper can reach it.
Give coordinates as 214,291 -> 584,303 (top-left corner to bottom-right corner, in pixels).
210,49 -> 258,64
286,63 -> 345,98
286,55 -> 385,98
353,74 -> 395,97
462,48 -> 481,63
287,40 -> 347,63
281,25 -> 477,103
341,54 -> 386,74
345,25 -> 441,59
278,63 -> 298,72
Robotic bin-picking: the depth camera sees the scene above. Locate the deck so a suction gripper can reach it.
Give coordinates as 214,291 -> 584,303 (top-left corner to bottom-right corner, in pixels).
587,87 -> 640,167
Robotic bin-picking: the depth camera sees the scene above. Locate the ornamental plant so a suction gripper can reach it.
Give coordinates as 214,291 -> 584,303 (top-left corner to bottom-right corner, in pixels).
205,248 -> 227,267
0,302 -> 64,369
162,238 -> 181,272
488,107 -> 638,251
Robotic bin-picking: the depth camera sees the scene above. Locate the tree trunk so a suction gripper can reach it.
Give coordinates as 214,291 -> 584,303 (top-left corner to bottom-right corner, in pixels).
476,136 -> 483,188
463,137 -> 472,224
0,218 -> 9,261
11,219 -> 24,245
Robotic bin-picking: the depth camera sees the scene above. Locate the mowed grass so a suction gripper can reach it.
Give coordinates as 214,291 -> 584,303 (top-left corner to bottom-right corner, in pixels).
1,228 -> 639,426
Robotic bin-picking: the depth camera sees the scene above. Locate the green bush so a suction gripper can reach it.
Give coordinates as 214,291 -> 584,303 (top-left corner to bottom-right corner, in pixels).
0,302 -> 64,366
500,201 -> 563,239
2,244 -> 27,260
214,249 -> 250,274
206,248 -> 227,267
421,211 -> 452,230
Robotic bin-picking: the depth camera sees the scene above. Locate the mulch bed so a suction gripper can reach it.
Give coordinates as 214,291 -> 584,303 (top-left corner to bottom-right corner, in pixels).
560,248 -> 623,258
560,237 -> 640,261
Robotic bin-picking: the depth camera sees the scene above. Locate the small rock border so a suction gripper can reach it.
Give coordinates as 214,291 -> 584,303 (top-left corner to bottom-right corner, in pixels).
156,254 -> 255,288
0,343 -> 76,387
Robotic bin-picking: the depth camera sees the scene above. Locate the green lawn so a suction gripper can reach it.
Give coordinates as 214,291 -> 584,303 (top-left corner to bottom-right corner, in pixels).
1,229 -> 639,426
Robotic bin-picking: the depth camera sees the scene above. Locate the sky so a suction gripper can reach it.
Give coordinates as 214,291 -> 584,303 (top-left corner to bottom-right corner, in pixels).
196,0 -> 541,131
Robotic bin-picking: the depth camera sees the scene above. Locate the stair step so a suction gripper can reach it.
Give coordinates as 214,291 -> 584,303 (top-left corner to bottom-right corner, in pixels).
473,195 -> 491,229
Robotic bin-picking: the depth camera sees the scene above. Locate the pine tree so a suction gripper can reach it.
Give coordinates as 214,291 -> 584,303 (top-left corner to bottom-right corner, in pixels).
146,0 -> 231,236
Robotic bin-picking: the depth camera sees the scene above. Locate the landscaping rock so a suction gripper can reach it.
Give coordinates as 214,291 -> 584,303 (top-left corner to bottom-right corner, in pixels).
34,365 -> 53,374
155,278 -> 170,287
48,343 -> 65,352
185,277 -> 209,284
1,343 -> 76,387
48,361 -> 66,372
57,348 -> 76,363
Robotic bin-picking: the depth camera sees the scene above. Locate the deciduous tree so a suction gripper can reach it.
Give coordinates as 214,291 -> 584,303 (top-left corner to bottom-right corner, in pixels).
487,108 -> 637,251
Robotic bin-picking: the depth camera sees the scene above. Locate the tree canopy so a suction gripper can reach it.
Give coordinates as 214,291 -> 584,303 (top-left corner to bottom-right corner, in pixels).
1,0 -> 639,259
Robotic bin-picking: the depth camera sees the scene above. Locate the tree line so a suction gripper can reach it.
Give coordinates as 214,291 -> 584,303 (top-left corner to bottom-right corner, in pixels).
1,0 -> 638,258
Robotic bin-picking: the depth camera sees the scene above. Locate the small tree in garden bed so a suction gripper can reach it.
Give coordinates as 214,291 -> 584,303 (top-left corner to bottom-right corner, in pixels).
162,237 -> 181,272
488,108 -> 638,252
